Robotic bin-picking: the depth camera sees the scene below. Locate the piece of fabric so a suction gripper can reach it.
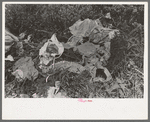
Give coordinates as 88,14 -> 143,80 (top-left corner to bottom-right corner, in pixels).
39,34 -> 64,65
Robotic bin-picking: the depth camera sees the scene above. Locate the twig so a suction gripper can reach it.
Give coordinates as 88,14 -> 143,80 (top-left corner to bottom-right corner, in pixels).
67,35 -> 74,42
34,29 -> 51,34
133,68 -> 144,76
133,77 -> 135,98
129,25 -> 141,37
27,43 -> 36,48
52,57 -> 55,69
21,79 -> 26,88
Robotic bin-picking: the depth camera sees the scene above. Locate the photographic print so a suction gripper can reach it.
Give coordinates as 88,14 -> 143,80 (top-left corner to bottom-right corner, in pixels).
2,1 -> 148,120
4,3 -> 145,99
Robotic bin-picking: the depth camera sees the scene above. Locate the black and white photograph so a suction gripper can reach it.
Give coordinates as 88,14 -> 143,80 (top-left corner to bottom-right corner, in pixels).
2,2 -> 148,120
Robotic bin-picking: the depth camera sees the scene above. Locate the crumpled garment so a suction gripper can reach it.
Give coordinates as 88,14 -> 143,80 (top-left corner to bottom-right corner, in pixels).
67,18 -> 119,49
69,18 -> 118,41
69,18 -> 99,37
12,57 -> 39,81
65,19 -> 100,48
39,34 -> 64,65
